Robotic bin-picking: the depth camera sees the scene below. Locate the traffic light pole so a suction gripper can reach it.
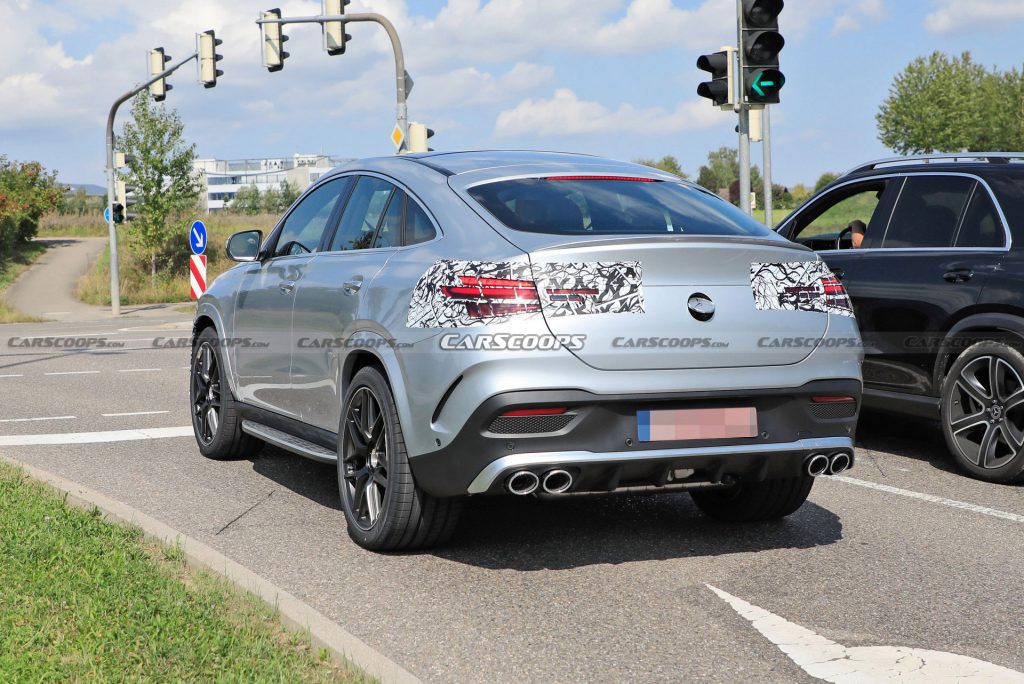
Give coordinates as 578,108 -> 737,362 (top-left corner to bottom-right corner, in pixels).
255,13 -> 410,153
735,0 -> 751,216
763,106 -> 773,226
104,52 -> 197,316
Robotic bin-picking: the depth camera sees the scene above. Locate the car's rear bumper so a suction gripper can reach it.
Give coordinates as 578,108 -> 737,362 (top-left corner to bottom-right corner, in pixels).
409,379 -> 860,497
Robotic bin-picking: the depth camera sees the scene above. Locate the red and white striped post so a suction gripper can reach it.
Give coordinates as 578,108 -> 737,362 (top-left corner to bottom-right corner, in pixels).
190,254 -> 207,300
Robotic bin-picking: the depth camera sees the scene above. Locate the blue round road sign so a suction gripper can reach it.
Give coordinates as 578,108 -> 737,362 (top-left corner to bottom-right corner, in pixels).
190,220 -> 208,256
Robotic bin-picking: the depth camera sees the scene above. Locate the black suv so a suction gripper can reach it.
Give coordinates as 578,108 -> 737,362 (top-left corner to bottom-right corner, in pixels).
777,154 -> 1024,484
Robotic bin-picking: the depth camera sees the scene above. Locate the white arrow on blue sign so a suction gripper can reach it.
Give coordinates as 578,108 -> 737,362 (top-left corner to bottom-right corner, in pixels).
190,220 -> 208,256
104,206 -> 111,223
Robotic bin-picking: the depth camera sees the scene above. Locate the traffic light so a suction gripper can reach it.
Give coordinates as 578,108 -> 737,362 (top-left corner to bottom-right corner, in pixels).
740,0 -> 785,104
323,0 -> 352,56
197,30 -> 224,88
148,48 -> 172,102
261,9 -> 289,72
408,122 -> 435,153
115,180 -> 138,223
697,47 -> 735,108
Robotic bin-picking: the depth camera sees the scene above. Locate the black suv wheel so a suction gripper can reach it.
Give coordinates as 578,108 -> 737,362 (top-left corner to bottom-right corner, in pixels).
941,340 -> 1024,484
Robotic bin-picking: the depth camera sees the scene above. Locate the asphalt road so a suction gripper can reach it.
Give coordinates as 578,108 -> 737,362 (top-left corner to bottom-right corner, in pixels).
1,315 -> 1023,683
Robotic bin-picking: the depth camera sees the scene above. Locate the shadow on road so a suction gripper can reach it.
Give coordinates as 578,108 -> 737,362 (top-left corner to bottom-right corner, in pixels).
251,445 -> 843,570
856,409 -> 962,477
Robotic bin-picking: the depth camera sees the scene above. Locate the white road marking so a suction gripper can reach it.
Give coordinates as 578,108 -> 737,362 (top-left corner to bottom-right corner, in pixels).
41,312 -> 71,316
117,368 -> 162,373
101,410 -> 170,417
707,584 -> 1024,683
0,416 -> 76,423
0,426 -> 193,446
0,374 -> 24,378
44,370 -> 101,376
835,476 -> 1024,525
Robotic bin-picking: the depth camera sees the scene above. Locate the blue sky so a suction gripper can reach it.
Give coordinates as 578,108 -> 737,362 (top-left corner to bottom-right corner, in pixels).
2,0 -> 1024,188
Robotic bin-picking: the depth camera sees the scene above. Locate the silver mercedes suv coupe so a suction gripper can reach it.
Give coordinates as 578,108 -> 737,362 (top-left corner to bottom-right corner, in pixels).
190,151 -> 863,551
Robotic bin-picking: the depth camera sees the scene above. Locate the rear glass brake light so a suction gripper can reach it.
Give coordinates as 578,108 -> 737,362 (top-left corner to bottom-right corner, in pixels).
544,175 -> 658,182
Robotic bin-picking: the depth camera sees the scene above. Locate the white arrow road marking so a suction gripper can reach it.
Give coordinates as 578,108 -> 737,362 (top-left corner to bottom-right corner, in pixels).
834,476 -> 1024,525
0,426 -> 193,446
707,585 -> 1024,682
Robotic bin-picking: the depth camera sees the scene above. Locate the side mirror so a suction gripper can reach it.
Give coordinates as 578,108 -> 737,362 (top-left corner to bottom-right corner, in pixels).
226,230 -> 262,262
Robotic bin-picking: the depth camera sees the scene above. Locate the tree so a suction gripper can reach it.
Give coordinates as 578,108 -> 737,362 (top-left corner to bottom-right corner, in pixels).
697,147 -> 763,207
0,157 -> 62,261
814,172 -> 839,192
633,155 -> 689,179
877,52 -> 994,154
117,95 -> 200,277
228,185 -> 263,215
279,180 -> 301,208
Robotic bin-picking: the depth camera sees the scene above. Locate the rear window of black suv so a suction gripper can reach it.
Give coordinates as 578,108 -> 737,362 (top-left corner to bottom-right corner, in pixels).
467,177 -> 774,238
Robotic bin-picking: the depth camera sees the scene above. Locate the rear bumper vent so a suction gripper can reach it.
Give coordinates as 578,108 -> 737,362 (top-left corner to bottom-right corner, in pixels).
487,414 -> 575,435
809,401 -> 858,420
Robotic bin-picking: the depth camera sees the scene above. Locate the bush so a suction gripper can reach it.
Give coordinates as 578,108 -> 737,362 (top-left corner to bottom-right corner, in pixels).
0,158 -> 63,262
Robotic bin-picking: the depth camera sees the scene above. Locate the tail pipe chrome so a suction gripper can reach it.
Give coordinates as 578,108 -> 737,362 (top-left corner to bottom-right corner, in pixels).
828,452 -> 851,476
805,454 -> 830,477
506,471 -> 540,496
541,469 -> 573,494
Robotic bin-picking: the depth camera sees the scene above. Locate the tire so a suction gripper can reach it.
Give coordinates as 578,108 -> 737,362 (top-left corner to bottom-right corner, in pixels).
338,367 -> 462,551
940,340 -> 1024,484
190,327 -> 262,460
690,475 -> 814,522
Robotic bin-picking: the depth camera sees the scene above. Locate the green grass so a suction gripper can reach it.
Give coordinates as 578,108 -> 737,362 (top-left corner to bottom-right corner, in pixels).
0,241 -> 48,323
37,213 -> 108,238
77,215 -> 278,306
0,463 -> 372,683
752,208 -> 793,228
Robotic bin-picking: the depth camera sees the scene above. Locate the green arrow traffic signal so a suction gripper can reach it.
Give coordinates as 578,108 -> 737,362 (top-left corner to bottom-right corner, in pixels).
748,68 -> 785,102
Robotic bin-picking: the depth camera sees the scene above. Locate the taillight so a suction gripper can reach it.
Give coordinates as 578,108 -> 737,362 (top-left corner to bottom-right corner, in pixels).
819,276 -> 852,313
442,276 -> 541,318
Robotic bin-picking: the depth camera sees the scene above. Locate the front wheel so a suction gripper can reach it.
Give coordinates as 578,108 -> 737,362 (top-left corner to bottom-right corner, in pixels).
338,367 -> 461,551
690,475 -> 814,522
190,327 -> 262,460
941,340 -> 1024,484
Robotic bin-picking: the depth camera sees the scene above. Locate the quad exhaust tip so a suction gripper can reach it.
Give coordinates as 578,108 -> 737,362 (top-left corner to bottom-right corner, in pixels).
506,471 -> 540,496
828,452 -> 851,476
805,454 -> 830,477
542,469 -> 573,494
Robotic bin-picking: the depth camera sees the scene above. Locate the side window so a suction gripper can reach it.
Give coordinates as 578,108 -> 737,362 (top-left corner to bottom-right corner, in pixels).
955,185 -> 1005,248
405,199 -> 437,245
330,176 -> 395,251
789,181 -> 889,250
373,191 -> 404,249
272,177 -> 350,257
882,176 -> 973,248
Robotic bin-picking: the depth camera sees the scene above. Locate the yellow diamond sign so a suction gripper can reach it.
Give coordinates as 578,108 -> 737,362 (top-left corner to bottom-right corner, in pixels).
391,124 -> 405,149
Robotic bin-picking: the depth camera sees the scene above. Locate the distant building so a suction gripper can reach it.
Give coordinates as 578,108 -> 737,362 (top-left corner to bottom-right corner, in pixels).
193,154 -> 353,211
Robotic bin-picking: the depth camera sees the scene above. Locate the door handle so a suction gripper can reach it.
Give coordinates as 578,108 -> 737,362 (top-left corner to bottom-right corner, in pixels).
943,269 -> 974,283
831,267 -> 846,280
343,276 -> 364,295
279,280 -> 295,295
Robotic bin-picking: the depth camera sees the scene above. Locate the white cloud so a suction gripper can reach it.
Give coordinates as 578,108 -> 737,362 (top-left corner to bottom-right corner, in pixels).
925,0 -> 1024,33
494,88 -> 729,137
831,0 -> 886,35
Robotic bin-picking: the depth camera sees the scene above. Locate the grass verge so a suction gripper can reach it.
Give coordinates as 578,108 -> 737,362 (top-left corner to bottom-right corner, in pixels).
77,215 -> 278,306
37,213 -> 108,238
0,241 -> 48,324
0,462 -> 371,682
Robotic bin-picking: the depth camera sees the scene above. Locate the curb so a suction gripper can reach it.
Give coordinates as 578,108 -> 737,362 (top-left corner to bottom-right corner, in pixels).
2,455 -> 422,684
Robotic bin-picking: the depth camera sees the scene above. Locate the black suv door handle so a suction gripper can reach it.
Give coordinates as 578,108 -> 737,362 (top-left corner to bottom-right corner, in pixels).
943,269 -> 974,283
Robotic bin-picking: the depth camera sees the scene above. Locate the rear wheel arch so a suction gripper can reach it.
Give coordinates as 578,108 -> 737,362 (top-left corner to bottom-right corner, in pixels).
935,313 -> 1024,388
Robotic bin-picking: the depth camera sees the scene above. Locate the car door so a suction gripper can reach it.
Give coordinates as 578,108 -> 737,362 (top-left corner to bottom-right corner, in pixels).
289,175 -> 408,432
846,174 -> 998,396
777,176 -> 900,309
232,177 -> 351,417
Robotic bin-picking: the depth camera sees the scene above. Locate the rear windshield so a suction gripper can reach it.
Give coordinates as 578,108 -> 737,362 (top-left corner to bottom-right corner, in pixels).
467,177 -> 773,237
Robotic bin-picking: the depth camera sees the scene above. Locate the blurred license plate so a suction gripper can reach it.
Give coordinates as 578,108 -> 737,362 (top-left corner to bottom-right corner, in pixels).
637,407 -> 758,442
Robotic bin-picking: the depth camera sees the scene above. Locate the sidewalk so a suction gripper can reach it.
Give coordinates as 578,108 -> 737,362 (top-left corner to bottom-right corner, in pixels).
3,238 -> 191,322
